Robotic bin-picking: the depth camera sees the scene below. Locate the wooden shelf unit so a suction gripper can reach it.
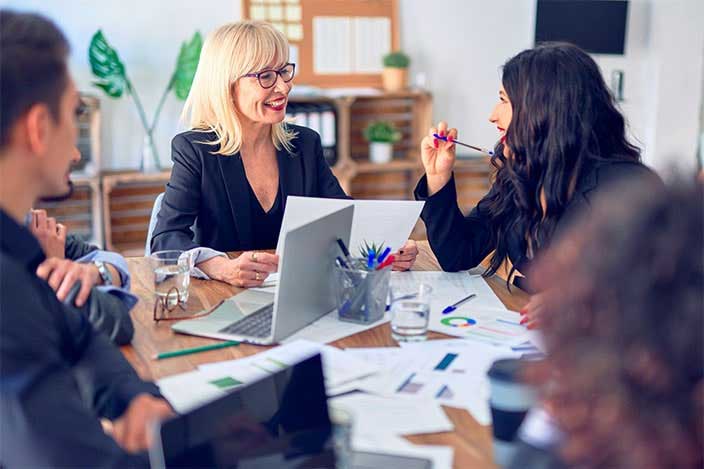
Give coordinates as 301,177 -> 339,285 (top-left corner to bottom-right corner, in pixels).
290,89 -> 433,198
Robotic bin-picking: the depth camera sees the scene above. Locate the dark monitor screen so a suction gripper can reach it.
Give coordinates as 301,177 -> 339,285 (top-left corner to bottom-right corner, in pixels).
151,354 -> 335,468
535,0 -> 629,55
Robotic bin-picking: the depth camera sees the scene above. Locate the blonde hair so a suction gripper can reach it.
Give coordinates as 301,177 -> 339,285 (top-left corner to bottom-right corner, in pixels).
182,20 -> 296,156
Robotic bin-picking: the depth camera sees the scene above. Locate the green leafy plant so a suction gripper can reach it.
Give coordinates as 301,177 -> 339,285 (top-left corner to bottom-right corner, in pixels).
358,241 -> 386,260
88,30 -> 202,169
383,51 -> 410,68
363,121 -> 401,144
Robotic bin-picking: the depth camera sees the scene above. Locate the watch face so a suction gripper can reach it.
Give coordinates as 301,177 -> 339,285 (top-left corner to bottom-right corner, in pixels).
94,261 -> 112,284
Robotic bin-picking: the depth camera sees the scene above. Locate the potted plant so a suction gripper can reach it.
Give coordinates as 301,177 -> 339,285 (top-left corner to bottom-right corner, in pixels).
89,30 -> 202,172
382,51 -> 410,92
363,121 -> 401,164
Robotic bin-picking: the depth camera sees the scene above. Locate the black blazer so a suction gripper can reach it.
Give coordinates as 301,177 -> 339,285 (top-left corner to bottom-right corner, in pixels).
151,125 -> 349,253
415,159 -> 659,287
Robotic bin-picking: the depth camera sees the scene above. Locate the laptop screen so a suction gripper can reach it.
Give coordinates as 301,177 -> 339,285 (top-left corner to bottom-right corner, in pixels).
151,354 -> 335,468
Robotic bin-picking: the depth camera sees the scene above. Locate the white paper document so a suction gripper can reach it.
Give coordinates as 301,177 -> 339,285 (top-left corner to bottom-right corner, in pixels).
199,340 -> 380,390
330,393 -> 454,436
276,197 -> 424,257
353,339 -> 522,425
390,271 -> 529,346
282,310 -> 390,345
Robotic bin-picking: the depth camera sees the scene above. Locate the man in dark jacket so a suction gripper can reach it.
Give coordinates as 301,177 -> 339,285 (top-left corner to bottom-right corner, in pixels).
0,9 -> 172,467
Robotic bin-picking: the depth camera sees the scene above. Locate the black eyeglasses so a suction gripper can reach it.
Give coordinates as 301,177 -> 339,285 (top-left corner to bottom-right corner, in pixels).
153,287 -> 224,322
242,63 -> 296,89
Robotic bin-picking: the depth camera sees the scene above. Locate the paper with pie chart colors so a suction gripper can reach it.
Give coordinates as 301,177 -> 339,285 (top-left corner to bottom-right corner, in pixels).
432,307 -> 528,346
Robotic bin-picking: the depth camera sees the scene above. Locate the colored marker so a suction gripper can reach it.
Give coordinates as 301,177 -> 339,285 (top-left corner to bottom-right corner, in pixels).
375,254 -> 395,271
367,250 -> 375,269
433,133 -> 495,156
376,246 -> 392,264
441,293 -> 477,314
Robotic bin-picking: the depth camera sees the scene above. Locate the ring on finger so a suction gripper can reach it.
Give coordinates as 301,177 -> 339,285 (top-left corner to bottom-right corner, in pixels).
255,271 -> 261,281
251,251 -> 258,262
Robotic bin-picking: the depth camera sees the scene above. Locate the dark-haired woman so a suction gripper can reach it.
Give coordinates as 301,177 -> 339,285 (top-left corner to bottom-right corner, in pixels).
415,42 -> 657,324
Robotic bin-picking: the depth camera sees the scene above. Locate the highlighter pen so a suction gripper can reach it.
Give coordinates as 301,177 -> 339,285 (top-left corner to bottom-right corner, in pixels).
433,133 -> 495,156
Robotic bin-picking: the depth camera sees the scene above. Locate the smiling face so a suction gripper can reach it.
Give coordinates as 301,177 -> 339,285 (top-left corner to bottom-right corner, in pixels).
233,62 -> 293,127
488,84 -> 513,155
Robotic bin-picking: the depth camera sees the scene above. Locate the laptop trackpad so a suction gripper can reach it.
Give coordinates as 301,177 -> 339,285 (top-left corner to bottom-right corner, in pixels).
220,290 -> 275,320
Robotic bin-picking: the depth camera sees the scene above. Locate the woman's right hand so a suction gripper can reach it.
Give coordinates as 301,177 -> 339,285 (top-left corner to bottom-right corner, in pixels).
197,251 -> 279,288
421,121 -> 458,195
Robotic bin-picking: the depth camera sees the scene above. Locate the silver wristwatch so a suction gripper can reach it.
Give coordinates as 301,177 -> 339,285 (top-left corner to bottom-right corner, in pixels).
93,260 -> 113,285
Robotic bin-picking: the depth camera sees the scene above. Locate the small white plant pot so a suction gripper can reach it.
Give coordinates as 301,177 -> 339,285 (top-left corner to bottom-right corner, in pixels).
369,142 -> 393,164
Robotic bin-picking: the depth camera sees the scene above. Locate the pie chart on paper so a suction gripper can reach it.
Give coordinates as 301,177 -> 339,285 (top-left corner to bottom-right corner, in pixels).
440,317 -> 477,328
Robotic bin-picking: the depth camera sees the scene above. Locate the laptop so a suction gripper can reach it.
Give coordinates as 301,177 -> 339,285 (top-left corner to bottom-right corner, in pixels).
149,354 -> 335,468
172,205 -> 354,345
149,354 -> 432,469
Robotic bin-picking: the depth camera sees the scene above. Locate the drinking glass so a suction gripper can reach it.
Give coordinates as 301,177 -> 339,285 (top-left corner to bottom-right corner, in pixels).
390,282 -> 432,342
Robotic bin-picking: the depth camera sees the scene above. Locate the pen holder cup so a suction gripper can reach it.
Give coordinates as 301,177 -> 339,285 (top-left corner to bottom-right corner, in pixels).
333,262 -> 390,325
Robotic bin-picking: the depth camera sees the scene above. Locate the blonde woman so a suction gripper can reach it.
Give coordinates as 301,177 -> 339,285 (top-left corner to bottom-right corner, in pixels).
151,21 -> 418,287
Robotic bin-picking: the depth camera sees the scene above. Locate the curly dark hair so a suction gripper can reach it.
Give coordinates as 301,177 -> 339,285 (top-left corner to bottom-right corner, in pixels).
527,177 -> 704,468
480,42 -> 641,280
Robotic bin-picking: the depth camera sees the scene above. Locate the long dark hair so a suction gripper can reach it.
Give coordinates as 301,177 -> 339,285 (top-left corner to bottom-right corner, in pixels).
480,42 -> 641,279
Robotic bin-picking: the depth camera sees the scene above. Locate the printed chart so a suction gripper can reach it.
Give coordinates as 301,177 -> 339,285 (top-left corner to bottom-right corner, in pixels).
432,309 -> 527,346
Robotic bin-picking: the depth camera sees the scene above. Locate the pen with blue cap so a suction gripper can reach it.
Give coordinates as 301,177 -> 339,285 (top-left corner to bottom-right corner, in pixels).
433,133 -> 495,156
442,293 -> 477,314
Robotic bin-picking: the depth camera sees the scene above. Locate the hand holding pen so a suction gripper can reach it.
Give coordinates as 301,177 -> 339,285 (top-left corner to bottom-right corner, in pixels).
420,121 -> 458,195
421,121 -> 494,196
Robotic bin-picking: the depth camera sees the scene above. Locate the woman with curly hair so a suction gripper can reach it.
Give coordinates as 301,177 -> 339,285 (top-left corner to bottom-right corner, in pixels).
522,178 -> 703,468
415,42 -> 658,325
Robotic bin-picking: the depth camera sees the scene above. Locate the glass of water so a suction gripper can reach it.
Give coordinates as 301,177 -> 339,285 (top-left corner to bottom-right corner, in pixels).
390,282 -> 433,342
150,250 -> 192,307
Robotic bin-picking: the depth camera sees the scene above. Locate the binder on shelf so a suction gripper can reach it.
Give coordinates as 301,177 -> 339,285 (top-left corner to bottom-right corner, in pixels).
287,101 -> 338,166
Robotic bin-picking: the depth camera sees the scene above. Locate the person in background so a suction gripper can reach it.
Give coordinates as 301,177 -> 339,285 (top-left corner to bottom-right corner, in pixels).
414,43 -> 658,327
151,20 -> 417,288
0,10 -> 172,466
517,177 -> 703,468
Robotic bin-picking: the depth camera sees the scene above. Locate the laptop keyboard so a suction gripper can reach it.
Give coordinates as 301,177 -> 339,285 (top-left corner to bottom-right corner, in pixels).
218,303 -> 274,338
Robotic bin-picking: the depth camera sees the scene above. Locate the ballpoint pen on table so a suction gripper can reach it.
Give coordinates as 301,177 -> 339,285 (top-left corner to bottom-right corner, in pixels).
433,133 -> 495,156
442,293 -> 477,314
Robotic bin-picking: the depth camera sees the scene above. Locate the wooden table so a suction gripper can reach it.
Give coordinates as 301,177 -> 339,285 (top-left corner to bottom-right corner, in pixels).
123,241 -> 529,468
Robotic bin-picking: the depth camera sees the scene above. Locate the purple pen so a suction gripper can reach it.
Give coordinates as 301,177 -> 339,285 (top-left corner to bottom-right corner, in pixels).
433,133 -> 494,156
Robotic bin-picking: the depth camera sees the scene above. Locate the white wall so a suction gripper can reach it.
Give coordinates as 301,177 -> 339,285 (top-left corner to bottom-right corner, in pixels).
0,0 -> 240,169
400,0 -> 704,173
399,0 -> 536,157
3,0 -> 703,174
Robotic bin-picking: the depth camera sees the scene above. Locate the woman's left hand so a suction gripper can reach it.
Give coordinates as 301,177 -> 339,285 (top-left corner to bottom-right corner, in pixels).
520,292 -> 548,329
392,240 -> 418,271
